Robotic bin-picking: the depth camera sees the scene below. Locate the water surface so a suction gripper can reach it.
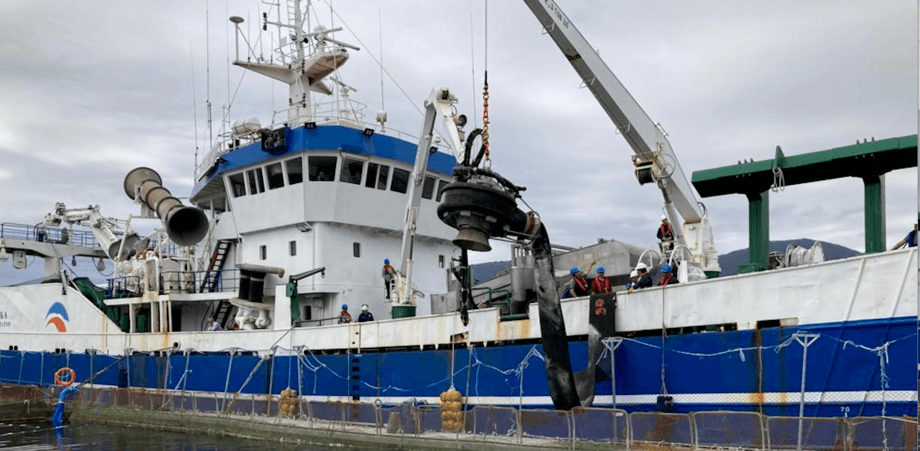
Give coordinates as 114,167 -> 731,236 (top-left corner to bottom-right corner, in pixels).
0,421 -> 361,450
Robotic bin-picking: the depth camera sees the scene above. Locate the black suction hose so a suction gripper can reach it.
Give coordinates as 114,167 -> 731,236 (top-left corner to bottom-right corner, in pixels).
530,223 -> 580,410
463,129 -> 483,167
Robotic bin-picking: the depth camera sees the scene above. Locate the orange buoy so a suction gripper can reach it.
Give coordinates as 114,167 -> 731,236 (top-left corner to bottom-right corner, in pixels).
54,367 -> 76,387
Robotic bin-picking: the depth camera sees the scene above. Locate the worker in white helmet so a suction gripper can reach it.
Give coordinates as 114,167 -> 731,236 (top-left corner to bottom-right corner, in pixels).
629,262 -> 653,292
657,214 -> 674,257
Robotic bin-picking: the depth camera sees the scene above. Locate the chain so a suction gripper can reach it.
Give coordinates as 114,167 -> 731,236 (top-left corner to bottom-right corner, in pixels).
482,73 -> 490,164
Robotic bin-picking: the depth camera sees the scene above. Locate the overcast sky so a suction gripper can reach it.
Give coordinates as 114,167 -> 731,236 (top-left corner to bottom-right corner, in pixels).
0,0 -> 916,266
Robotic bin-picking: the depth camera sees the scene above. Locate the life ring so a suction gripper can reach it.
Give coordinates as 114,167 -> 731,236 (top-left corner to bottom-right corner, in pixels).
54,367 -> 76,388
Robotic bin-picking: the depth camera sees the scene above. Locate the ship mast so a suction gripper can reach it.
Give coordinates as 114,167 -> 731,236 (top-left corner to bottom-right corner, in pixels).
229,0 -> 358,125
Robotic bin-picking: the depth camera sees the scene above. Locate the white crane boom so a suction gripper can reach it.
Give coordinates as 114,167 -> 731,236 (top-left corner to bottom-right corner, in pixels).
42,202 -> 139,261
393,87 -> 465,305
522,0 -> 719,274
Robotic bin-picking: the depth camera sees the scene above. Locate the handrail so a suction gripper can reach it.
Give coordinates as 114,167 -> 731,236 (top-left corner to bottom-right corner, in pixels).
295,315 -> 353,327
195,115 -> 431,180
0,222 -> 97,247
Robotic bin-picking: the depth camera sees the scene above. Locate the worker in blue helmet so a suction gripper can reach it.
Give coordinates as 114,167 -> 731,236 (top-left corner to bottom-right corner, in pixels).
591,266 -> 611,294
338,303 -> 352,324
658,263 -> 678,286
566,262 -> 595,297
382,259 -> 397,300
560,267 -> 577,298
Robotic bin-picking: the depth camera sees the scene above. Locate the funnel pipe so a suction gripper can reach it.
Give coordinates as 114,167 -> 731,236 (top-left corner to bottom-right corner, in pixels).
124,167 -> 209,246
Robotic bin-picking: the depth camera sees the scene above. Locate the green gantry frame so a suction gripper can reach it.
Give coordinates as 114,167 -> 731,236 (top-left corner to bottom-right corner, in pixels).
691,135 -> 917,274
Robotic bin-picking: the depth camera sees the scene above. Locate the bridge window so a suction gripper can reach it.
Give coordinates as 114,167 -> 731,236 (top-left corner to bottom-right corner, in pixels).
247,168 -> 265,195
340,158 -> 364,185
422,176 -> 436,200
286,157 -> 303,184
229,173 -> 246,197
309,156 -> 337,182
266,163 -> 284,190
375,164 -> 390,190
365,163 -> 379,188
391,168 -> 410,194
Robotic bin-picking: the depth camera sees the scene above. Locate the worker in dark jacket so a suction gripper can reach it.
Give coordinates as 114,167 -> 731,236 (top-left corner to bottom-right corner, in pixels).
625,270 -> 638,289
628,263 -> 653,292
358,305 -> 374,322
890,222 -> 918,250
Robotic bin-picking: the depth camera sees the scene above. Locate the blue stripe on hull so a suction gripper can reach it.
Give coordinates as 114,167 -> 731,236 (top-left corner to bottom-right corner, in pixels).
0,317 -> 914,417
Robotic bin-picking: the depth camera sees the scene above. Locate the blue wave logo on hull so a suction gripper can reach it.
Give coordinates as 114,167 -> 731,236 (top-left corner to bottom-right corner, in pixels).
44,302 -> 69,332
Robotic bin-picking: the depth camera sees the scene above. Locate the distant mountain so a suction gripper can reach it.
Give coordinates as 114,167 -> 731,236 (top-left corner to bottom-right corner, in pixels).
718,239 -> 859,276
469,238 -> 860,282
470,260 -> 512,285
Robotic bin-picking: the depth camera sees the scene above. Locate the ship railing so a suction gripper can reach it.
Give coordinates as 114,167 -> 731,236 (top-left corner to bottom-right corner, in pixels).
148,240 -> 177,256
194,103 -> 451,181
105,276 -> 141,299
269,101 -> 422,144
0,222 -> 97,247
102,270 -> 239,299
288,98 -> 369,127
471,286 -> 513,316
58,385 -> 920,449
161,269 -> 240,295
294,313 -> 363,327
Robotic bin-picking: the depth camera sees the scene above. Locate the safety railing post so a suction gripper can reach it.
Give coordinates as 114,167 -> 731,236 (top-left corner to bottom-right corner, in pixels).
625,410 -> 631,451
793,332 -> 819,451
517,408 -> 523,445
568,410 -> 575,450
690,412 -> 698,451
603,337 -> 624,410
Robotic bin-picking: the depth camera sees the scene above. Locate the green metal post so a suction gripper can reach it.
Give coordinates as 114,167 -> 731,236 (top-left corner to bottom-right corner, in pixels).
739,190 -> 770,273
862,175 -> 886,253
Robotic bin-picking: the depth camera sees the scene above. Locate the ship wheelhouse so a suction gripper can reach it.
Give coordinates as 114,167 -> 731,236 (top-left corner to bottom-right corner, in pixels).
190,123 -> 457,322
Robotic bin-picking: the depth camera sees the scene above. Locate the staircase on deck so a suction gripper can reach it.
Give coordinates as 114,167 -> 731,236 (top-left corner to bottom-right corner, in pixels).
203,239 -> 235,328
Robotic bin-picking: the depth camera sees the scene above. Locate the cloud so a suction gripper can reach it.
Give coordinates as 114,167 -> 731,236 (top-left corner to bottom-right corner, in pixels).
0,0 -> 914,269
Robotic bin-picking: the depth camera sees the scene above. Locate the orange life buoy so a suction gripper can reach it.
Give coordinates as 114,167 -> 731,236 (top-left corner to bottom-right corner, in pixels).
54,367 -> 76,387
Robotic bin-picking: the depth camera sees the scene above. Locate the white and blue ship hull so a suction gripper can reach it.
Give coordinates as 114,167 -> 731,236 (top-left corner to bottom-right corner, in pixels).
1,248 -> 916,418
1,314 -> 914,417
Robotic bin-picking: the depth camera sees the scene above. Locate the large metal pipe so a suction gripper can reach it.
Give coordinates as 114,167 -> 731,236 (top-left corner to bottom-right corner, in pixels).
123,167 -> 209,246
438,171 -> 580,410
